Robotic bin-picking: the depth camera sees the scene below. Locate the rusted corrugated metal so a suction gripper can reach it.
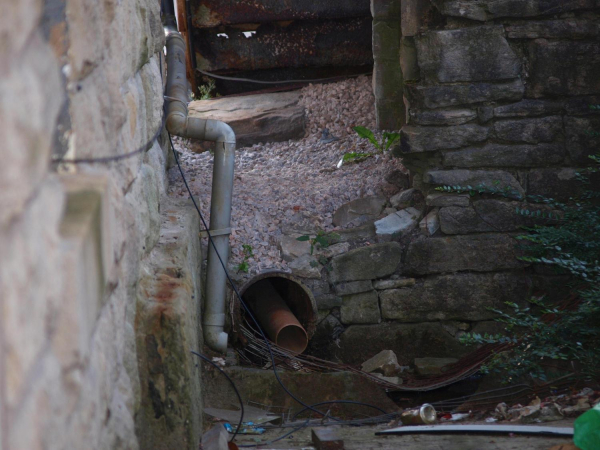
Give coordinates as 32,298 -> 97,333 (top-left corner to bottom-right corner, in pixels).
194,17 -> 372,73
192,0 -> 370,28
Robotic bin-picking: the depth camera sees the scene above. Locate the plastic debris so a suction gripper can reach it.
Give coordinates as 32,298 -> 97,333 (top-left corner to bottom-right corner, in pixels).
224,422 -> 266,435
574,402 -> 600,450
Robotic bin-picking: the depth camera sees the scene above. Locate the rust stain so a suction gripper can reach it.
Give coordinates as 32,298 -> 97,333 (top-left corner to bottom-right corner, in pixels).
48,21 -> 68,59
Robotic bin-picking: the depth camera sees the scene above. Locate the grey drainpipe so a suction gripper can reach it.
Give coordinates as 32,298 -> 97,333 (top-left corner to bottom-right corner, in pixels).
164,21 -> 234,353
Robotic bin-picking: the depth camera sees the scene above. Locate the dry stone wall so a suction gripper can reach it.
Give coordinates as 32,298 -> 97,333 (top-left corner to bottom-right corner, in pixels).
0,1 -> 203,449
285,0 -> 600,367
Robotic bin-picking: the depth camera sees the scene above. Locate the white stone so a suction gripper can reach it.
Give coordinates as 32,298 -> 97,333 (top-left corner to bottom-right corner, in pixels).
375,207 -> 422,235
420,208 -> 440,236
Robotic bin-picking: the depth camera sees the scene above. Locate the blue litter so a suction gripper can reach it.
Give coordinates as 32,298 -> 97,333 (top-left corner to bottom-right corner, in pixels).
224,422 -> 266,435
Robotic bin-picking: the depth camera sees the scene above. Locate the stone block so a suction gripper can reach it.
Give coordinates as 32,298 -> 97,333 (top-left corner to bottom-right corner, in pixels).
493,116 -> 563,144
528,40 -> 600,98
506,19 -> 599,39
361,349 -> 400,374
416,26 -> 521,83
373,278 -> 416,289
372,20 -> 401,62
443,143 -> 565,168
401,0 -> 432,36
55,175 -> 111,367
312,428 -> 344,450
400,124 -> 490,153
332,196 -> 387,228
317,242 -> 350,259
565,116 -> 600,165
410,108 -> 477,126
375,207 -> 422,236
438,0 -> 596,21
390,188 -> 416,209
136,198 -> 203,450
334,280 -> 374,296
330,242 -> 402,282
493,100 -> 563,118
315,294 -> 343,310
565,95 -> 600,116
340,290 -> 381,324
380,272 -> 531,321
423,170 -> 525,199
333,223 -> 377,243
404,234 -> 526,275
336,322 -> 473,365
419,208 -> 439,235
414,358 -> 459,376
400,37 -> 420,82
438,199 -> 552,235
528,168 -> 582,201
373,60 -> 403,100
279,234 -> 311,262
405,79 -> 524,109
371,0 -> 402,19
478,106 -> 494,124
289,254 -> 322,279
426,192 -> 470,207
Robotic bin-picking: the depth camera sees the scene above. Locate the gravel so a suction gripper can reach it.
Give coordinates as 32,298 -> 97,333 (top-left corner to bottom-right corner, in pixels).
168,76 -> 406,275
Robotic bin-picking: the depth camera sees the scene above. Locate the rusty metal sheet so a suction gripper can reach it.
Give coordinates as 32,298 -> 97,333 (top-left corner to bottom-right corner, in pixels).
194,17 -> 373,72
192,0 -> 370,28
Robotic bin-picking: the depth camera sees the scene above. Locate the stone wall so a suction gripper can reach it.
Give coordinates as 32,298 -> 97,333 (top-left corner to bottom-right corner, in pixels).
0,1 -> 202,449
280,0 -> 600,368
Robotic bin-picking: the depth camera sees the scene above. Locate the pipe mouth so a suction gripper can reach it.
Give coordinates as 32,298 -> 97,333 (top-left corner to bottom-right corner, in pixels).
276,324 -> 309,354
236,272 -> 318,354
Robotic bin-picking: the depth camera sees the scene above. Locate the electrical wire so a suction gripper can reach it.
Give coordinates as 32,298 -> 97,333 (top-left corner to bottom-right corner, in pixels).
168,132 -> 392,425
196,68 -> 373,85
52,121 -> 164,165
190,350 -> 244,443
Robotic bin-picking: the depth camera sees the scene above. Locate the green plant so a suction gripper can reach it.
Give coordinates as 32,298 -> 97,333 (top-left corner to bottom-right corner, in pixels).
435,181 -> 523,200
338,127 -> 400,168
236,244 -> 253,273
353,126 -> 400,152
296,230 -> 340,255
195,79 -> 218,100
460,153 -> 600,382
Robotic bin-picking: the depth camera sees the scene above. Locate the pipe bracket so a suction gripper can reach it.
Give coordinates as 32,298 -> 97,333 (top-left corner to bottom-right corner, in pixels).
200,227 -> 231,238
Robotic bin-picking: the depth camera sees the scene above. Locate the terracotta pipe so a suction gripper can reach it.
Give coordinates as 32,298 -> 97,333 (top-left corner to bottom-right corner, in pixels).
246,280 -> 308,354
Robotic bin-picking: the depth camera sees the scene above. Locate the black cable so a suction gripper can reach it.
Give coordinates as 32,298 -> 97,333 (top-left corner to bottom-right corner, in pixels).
190,350 -> 244,443
196,68 -> 373,85
291,400 -> 387,422
52,121 -> 164,165
169,132 -> 390,424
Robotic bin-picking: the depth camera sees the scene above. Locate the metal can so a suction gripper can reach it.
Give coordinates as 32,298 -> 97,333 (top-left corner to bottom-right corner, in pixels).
400,404 -> 437,425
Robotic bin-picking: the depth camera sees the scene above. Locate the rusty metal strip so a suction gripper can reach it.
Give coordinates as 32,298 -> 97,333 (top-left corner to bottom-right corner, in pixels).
192,0 -> 370,28
194,17 -> 373,72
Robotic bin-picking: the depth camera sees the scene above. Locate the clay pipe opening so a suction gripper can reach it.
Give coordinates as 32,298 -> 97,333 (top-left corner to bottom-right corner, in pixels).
245,279 -> 309,354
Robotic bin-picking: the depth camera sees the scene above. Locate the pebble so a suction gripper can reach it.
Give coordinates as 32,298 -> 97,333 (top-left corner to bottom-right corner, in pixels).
168,76 -> 406,275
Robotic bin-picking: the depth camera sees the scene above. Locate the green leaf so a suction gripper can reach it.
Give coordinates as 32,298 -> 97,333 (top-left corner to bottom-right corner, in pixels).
296,235 -> 310,242
353,126 -> 380,150
383,132 -> 400,151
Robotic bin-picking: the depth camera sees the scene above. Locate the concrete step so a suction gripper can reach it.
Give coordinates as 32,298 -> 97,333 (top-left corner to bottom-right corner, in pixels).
188,91 -> 306,149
